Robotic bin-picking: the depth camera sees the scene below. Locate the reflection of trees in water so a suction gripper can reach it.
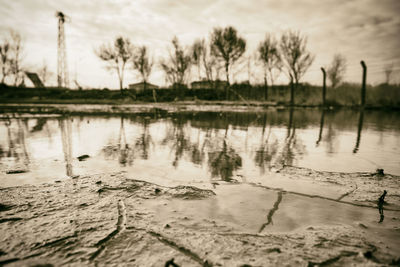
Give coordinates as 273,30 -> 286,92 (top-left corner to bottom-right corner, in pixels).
255,128 -> 279,174
135,118 -> 153,160
274,109 -> 305,167
1,118 -> 31,169
161,117 -> 206,167
59,117 -> 73,176
170,119 -> 190,167
160,117 -> 243,181
205,124 -> 242,182
102,117 -> 134,166
208,140 -> 242,182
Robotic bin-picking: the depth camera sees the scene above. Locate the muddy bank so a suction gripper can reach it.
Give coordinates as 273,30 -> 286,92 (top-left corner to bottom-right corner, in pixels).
1,168 -> 399,266
0,102 -> 344,117
0,103 -> 269,116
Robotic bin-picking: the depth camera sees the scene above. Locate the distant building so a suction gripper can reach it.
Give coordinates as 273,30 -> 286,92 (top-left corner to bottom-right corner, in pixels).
191,80 -> 228,90
25,72 -> 44,88
128,82 -> 159,91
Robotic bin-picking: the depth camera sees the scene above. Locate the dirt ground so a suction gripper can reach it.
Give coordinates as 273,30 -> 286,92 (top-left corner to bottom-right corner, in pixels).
0,167 -> 399,266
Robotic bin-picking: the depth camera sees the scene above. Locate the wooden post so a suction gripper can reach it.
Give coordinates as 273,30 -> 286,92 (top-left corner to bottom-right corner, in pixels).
321,67 -> 326,106
360,61 -> 367,107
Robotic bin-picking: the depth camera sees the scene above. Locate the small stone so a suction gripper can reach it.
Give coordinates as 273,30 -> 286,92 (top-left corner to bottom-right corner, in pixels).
165,224 -> 171,229
376,168 -> 384,175
77,154 -> 90,161
359,223 -> 368,229
95,181 -> 102,185
6,169 -> 28,174
364,251 -> 373,259
155,188 -> 161,194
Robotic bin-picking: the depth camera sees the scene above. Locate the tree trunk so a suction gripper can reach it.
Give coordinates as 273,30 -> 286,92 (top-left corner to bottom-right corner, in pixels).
152,89 -> 157,103
198,63 -> 201,81
264,74 -> 268,101
225,62 -> 229,100
289,74 -> 294,106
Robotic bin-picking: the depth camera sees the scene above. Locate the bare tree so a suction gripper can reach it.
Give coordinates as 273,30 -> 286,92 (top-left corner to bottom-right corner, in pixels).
280,30 -> 314,88
132,46 -> 153,89
258,33 -> 282,100
201,40 -> 220,84
191,38 -> 221,86
191,39 -> 204,81
160,36 -> 192,88
95,36 -> 133,91
384,63 -> 393,85
9,30 -> 24,86
327,53 -> 346,88
0,39 -> 11,84
211,26 -> 246,87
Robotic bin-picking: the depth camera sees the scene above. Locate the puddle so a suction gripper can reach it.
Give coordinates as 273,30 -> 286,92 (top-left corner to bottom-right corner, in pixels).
0,109 -> 400,188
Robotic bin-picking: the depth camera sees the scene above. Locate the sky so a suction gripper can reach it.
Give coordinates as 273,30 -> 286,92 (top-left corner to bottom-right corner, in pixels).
0,0 -> 399,89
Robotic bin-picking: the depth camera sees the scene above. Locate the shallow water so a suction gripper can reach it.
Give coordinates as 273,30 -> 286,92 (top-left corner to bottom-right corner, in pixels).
0,109 -> 399,187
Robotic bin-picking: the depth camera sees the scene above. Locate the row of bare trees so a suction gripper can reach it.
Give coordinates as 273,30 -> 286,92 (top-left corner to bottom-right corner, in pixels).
96,26 -> 355,101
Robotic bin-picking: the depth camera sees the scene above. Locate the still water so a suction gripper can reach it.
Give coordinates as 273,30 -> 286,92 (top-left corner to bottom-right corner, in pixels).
0,109 -> 399,187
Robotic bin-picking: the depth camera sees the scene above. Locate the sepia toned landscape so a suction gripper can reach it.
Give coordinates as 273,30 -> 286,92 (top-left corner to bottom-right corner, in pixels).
0,0 -> 399,266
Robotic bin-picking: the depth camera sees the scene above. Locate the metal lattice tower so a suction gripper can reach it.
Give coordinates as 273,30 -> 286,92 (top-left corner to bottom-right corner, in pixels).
56,11 -> 69,88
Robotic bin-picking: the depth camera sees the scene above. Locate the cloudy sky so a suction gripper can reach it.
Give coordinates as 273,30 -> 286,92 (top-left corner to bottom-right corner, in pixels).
0,0 -> 399,89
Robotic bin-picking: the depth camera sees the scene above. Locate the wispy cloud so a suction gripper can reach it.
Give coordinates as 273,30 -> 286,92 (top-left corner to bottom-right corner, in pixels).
0,0 -> 399,88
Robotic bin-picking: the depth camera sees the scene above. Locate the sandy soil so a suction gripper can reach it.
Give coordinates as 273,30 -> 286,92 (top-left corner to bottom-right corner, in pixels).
0,167 -> 399,266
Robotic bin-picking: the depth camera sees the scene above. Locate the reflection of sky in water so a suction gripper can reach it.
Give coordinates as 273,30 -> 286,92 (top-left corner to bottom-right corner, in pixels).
0,110 -> 399,187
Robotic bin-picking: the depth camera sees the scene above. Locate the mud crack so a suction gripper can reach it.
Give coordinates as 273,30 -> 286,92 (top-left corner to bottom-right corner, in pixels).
0,217 -> 22,223
148,231 -> 212,266
337,185 -> 358,201
259,191 -> 283,233
33,233 -> 77,249
307,251 -> 358,266
89,199 -> 126,261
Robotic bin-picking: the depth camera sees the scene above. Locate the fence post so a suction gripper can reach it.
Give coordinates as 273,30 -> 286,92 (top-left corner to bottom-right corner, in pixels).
360,61 -> 367,107
321,67 -> 326,106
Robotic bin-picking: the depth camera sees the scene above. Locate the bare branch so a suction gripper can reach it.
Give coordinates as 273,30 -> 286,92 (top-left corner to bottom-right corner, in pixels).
280,30 -> 314,86
327,53 -> 346,88
95,36 -> 133,90
160,36 -> 192,88
211,26 -> 246,86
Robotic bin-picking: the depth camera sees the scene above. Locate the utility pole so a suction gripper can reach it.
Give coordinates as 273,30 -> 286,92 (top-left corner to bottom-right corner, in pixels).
56,11 -> 69,88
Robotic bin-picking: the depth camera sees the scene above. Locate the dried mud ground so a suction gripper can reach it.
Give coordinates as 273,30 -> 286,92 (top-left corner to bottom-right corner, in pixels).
0,167 -> 399,267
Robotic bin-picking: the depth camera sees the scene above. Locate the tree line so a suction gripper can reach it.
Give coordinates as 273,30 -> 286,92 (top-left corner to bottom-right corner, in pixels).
95,26 -> 352,102
1,26 -> 396,98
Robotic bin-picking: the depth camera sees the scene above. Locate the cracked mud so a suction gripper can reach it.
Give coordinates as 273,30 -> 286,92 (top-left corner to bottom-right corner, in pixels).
0,167 -> 399,266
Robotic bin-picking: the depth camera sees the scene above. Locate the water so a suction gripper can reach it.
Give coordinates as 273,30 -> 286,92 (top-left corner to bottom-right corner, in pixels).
1,109 -> 399,187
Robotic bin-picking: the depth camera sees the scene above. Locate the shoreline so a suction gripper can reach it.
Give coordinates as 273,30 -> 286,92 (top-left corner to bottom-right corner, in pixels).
0,102 -> 399,117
